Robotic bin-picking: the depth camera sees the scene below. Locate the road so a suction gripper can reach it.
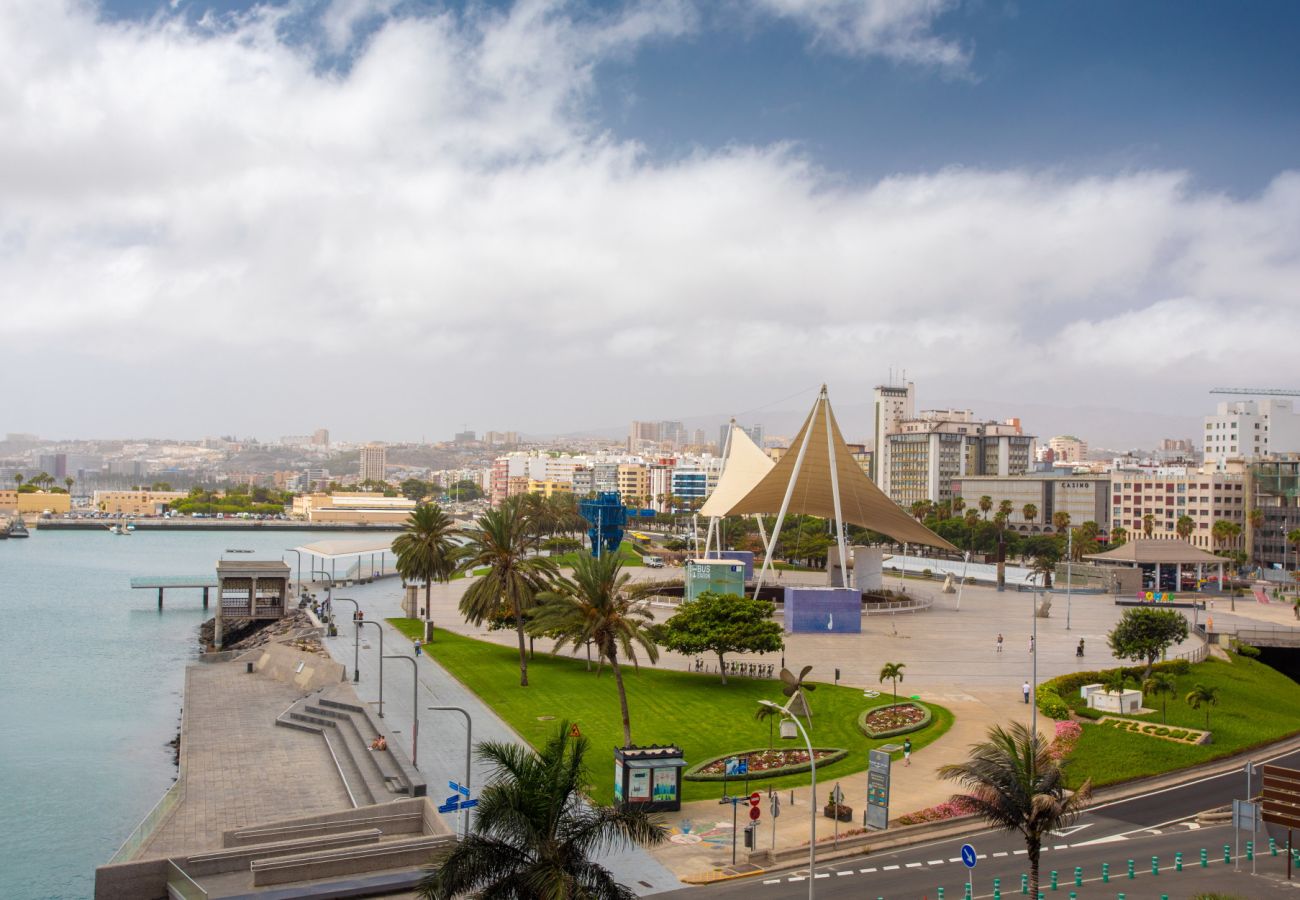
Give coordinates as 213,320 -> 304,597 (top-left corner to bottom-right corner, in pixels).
661,745 -> 1300,899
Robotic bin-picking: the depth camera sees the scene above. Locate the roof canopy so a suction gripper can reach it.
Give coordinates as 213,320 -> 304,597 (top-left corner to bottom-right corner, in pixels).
699,422 -> 775,518
293,536 -> 398,560
1083,539 -> 1226,565
722,388 -> 957,551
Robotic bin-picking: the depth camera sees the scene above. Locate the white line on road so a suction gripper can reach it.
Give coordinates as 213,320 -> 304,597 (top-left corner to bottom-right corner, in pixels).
835,871 -> 853,877
787,876 -> 804,882
948,857 -> 962,863
905,862 -> 922,868
1014,849 -> 1028,855
1053,844 -> 1069,850
860,868 -> 876,873
813,873 -> 829,879
928,859 -> 945,865
994,851 -> 1009,858
763,879 -> 781,884
883,864 -> 900,871
976,853 -> 988,859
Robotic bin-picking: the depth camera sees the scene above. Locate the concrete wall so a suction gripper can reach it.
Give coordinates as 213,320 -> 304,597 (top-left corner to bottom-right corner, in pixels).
854,546 -> 883,591
252,643 -> 345,691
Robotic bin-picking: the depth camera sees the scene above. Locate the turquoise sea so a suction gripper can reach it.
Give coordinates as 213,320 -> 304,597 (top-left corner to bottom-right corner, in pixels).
0,527 -> 377,900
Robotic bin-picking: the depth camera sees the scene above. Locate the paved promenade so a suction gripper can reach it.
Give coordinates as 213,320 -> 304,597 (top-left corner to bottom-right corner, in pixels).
317,568 -> 1205,881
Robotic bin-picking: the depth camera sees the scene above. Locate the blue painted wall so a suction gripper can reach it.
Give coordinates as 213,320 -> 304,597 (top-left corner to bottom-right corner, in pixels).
784,587 -> 861,634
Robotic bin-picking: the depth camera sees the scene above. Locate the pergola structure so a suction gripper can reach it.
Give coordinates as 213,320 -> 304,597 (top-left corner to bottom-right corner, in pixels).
708,386 -> 956,594
213,560 -> 291,649
289,536 -> 398,587
1082,538 -> 1226,592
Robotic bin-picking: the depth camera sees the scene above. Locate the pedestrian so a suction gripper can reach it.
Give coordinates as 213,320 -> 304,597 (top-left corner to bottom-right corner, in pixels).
1028,635 -> 1035,654
1023,680 -> 1031,704
1076,638 -> 1085,658
996,633 -> 1003,653
903,738 -> 912,766
414,640 -> 422,657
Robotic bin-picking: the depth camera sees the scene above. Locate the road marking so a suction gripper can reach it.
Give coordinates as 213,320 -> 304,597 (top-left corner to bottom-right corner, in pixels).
948,857 -> 963,863
928,859 -> 945,865
1073,834 -> 1128,847
836,871 -> 853,877
1051,823 -> 1093,838
906,862 -> 922,868
883,864 -> 900,871
1184,822 -> 1202,829
1053,844 -> 1069,850
993,851 -> 1009,858
860,868 -> 876,873
813,873 -> 829,879
976,853 -> 988,859
1148,828 -> 1163,834
763,879 -> 781,884
1014,849 -> 1028,855
787,876 -> 804,882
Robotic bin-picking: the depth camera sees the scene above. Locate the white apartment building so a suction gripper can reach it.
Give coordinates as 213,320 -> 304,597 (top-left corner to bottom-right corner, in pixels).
1204,399 -> 1300,467
1109,469 -> 1245,550
1048,435 -> 1088,463
359,444 -> 387,483
872,382 -> 915,495
888,410 -> 1034,505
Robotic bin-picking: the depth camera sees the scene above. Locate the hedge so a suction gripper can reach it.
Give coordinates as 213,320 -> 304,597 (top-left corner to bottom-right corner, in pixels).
683,748 -> 850,782
1036,659 -> 1191,717
856,702 -> 933,738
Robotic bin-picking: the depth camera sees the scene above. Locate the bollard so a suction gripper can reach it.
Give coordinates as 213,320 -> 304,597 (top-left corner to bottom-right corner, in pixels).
1102,862 -> 1110,883
1021,873 -> 1028,894
1070,894 -> 1077,900
1247,840 -> 1254,861
1127,858 -> 1135,879
1151,855 -> 1159,875
1224,843 -> 1231,864
1271,837 -> 1278,856
1050,870 -> 1058,891
1074,866 -> 1082,886
1200,848 -> 1208,868
993,889 -> 1001,900
965,885 -> 972,900
1175,851 -> 1182,872
937,888 -> 944,900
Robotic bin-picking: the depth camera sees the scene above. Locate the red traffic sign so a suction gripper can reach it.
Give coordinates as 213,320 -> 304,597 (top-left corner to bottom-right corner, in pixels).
749,806 -> 761,821
750,791 -> 762,807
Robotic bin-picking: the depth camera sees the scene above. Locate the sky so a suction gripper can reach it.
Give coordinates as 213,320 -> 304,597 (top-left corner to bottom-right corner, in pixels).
3,0 -> 1299,446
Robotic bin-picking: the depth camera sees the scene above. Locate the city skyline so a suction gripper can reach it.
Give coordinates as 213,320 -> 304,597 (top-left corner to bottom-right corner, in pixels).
4,1 -> 1298,443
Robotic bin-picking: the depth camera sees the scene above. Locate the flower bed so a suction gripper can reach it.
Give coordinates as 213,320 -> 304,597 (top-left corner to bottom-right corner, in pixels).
896,797 -> 979,826
857,701 -> 932,738
1095,716 -> 1210,745
683,748 -> 848,781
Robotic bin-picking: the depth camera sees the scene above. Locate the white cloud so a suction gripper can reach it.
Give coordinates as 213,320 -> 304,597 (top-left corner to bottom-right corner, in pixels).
748,0 -> 969,69
0,0 -> 1297,441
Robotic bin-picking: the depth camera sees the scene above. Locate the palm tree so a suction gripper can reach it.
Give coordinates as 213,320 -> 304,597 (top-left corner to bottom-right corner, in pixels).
1103,668 -> 1128,697
997,499 -> 1014,521
755,702 -> 780,750
1052,511 -> 1070,534
64,476 -> 74,496
1110,525 -> 1128,547
530,553 -> 659,747
1141,513 -> 1155,538
1288,528 -> 1300,571
940,722 -> 1091,900
1144,671 -> 1177,723
1185,683 -> 1221,730
1248,507 -> 1264,565
1022,503 -> 1038,525
879,662 -> 906,709
459,498 -> 558,687
979,495 -> 993,520
418,722 -> 666,900
952,496 -> 966,516
1176,515 -> 1194,541
12,473 -> 22,489
393,504 -> 462,635
910,500 -> 931,521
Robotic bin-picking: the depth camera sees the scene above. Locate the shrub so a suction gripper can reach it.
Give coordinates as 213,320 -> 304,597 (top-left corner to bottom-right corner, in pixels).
1049,721 -> 1082,761
1235,643 -> 1261,659
896,796 -> 979,826
922,568 -> 933,577
1042,659 -> 1190,710
1075,706 -> 1103,720
1035,683 -> 1071,720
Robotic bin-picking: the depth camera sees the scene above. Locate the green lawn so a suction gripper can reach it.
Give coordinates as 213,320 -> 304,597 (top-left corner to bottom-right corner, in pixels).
389,619 -> 952,805
1066,653 -> 1300,789
547,542 -> 644,568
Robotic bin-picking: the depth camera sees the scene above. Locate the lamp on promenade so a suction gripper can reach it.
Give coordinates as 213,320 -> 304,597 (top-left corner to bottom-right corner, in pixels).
285,548 -> 303,595
429,705 -> 474,838
357,619 -> 385,717
758,699 -> 815,900
334,597 -> 360,682
383,654 -> 419,767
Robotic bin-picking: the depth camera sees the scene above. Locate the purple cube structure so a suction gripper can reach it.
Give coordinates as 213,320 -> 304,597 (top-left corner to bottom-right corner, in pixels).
705,550 -> 755,581
783,586 -> 861,634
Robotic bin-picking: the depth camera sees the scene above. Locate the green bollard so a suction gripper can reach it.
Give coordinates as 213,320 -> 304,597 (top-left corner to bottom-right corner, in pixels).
1175,851 -> 1182,871
1200,848 -> 1208,868
1247,840 -> 1254,861
994,890 -> 1001,900
1070,894 -> 1077,900
937,888 -> 944,900
1074,866 -> 1082,886
1271,838 -> 1278,856
1021,873 -> 1029,894
1102,862 -> 1110,883
966,884 -> 973,900
1050,870 -> 1057,891
1127,858 -> 1135,879
1224,843 -> 1232,864
1152,855 -> 1159,875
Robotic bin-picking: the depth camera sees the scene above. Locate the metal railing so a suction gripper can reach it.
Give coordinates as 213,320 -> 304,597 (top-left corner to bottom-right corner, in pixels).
166,860 -> 208,900
110,778 -> 186,863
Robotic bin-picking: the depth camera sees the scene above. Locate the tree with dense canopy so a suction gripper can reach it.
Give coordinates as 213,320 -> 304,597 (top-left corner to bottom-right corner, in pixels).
1107,607 -> 1189,679
392,504 -> 461,631
658,591 -> 783,685
417,722 -> 665,900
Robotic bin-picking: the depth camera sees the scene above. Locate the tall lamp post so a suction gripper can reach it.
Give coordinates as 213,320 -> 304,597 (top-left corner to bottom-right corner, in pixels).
759,699 -> 815,900
357,620 -> 385,716
383,654 -> 418,767
429,705 -> 474,838
285,548 -> 304,595
334,598 -> 360,682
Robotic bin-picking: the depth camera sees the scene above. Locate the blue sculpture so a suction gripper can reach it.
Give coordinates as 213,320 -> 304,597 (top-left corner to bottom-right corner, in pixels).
579,492 -> 628,558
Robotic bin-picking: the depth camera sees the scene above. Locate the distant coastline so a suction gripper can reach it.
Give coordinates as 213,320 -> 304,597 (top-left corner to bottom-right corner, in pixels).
32,519 -> 406,532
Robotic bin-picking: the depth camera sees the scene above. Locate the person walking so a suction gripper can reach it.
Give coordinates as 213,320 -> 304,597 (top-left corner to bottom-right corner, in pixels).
1028,635 -> 1035,654
903,738 -> 912,766
1023,680 -> 1031,704
1076,638 -> 1085,658
996,633 -> 1004,653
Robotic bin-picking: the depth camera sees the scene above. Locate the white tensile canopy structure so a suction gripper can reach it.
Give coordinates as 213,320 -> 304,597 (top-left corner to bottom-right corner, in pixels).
700,420 -> 775,555
712,386 -> 957,593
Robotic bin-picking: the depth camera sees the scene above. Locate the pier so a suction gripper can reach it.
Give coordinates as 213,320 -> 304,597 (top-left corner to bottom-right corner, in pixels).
129,575 -> 219,609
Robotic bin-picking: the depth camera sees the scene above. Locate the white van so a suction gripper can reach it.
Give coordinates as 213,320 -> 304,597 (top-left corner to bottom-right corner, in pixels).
643,555 -> 665,568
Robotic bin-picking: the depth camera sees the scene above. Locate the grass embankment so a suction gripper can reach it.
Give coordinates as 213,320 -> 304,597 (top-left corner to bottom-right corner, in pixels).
1061,653 -> 1300,789
388,620 -> 952,805
548,542 -> 644,568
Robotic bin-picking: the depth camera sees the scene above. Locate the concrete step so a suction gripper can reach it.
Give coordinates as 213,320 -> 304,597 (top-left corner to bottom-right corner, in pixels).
250,835 -> 454,887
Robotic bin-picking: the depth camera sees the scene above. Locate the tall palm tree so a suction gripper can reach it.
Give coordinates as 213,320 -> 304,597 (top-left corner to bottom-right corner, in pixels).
459,498 -> 558,687
1248,507 -> 1264,565
978,495 -> 993,520
64,476 -> 75,496
997,499 -> 1014,521
1176,515 -> 1194,541
951,496 -> 966,516
530,553 -> 659,747
393,504 -> 462,634
1143,671 -> 1177,723
1110,525 -> 1128,547
910,500 -> 930,521
1185,683 -> 1221,729
1141,513 -> 1155,538
1022,503 -> 1038,525
1288,528 -> 1300,571
940,722 -> 1091,900
1052,511 -> 1070,534
13,473 -> 23,489
418,722 -> 666,900
879,662 -> 906,709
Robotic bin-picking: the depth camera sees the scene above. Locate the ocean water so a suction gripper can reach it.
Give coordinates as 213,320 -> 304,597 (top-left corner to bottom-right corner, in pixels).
0,527 -> 376,900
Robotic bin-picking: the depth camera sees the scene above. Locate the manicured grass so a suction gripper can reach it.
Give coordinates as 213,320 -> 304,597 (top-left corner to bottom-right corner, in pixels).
548,542 -> 643,568
389,619 -> 952,805
1065,653 -> 1300,789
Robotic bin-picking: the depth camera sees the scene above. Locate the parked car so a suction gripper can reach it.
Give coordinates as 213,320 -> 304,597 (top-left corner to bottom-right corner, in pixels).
643,555 -> 665,568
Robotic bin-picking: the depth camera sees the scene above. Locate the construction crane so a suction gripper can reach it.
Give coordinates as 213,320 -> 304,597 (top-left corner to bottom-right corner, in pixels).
1209,387 -> 1300,397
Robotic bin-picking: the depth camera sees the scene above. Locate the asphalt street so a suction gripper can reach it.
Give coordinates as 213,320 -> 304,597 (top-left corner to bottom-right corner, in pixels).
662,745 -> 1300,899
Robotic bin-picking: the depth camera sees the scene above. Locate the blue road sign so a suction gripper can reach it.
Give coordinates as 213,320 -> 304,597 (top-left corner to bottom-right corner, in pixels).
449,781 -> 470,796
961,844 -> 977,868
438,788 -> 479,814
461,799 -> 478,809
437,795 -> 460,814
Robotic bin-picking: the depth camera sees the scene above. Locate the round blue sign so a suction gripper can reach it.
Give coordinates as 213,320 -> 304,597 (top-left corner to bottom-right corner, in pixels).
961,844 -> 977,868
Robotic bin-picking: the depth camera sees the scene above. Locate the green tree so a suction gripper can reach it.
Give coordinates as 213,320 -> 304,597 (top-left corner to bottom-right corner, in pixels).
1288,528 -> 1300,569
951,496 -> 965,516
12,473 -> 22,489
392,504 -> 461,632
1052,511 -> 1070,533
657,591 -> 784,685
1022,503 -> 1038,525
1109,525 -> 1128,547
1107,607 -> 1190,679
754,702 -> 782,750
879,661 -> 906,708
417,722 -> 665,899
1185,682 -> 1221,729
1143,671 -> 1178,724
1102,668 -> 1129,697
979,495 -> 993,520
1176,515 -> 1194,541
1212,519 -> 1242,554
1142,513 -> 1155,538
458,498 -> 558,687
530,554 -> 660,747
940,722 -> 1091,900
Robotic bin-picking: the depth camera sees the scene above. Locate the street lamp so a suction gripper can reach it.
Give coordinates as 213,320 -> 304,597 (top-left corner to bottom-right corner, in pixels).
383,654 -> 419,767
357,620 -> 385,716
333,597 -> 360,682
429,705 -> 474,839
285,548 -> 303,595
758,699 -> 815,900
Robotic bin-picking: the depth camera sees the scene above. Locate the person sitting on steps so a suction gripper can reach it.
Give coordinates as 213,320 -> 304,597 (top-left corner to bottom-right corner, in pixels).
369,735 -> 387,752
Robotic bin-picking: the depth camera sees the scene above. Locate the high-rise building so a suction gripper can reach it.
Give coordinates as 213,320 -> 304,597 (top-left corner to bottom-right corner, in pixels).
628,421 -> 660,449
312,428 -> 330,447
1048,436 -> 1088,463
1250,456 -> 1300,570
359,444 -> 387,483
454,430 -> 478,445
37,453 -> 68,479
1109,469 -> 1244,550
1204,399 -> 1300,467
887,410 -> 1034,504
718,423 -> 765,453
872,382 -> 915,494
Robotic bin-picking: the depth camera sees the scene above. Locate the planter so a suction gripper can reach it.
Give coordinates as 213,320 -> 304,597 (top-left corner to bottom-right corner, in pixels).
823,803 -> 853,822
683,748 -> 849,782
857,701 -> 932,738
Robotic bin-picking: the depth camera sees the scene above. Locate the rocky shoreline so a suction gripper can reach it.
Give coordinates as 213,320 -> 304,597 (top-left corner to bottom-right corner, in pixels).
197,610 -> 327,656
